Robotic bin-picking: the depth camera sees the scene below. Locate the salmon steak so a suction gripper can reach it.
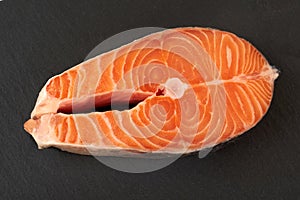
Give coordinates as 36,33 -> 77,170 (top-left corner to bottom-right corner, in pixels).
24,27 -> 279,156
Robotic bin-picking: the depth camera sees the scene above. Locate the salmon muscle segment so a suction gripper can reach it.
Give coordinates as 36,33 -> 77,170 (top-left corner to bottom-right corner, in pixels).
24,27 -> 279,156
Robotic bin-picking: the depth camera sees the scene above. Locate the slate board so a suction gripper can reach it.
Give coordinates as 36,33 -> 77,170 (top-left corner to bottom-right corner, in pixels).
1,0 -> 299,199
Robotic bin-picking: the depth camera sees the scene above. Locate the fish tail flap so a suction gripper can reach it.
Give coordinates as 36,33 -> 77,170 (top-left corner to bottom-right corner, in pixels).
24,119 -> 38,135
24,115 -> 57,149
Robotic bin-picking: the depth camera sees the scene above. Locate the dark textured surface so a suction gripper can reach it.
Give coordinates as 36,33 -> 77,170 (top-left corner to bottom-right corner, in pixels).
1,0 -> 300,199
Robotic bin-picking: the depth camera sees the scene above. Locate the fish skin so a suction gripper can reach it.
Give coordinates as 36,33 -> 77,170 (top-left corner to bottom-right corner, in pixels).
24,27 -> 279,156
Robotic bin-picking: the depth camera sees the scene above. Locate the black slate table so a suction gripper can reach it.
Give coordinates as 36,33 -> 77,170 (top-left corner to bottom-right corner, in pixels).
1,0 -> 299,199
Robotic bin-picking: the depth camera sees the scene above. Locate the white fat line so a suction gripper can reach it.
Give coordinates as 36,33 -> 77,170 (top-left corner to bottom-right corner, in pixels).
249,86 -> 268,110
226,46 -> 232,68
249,80 -> 270,102
210,100 -> 228,143
72,116 -> 82,143
135,58 -> 164,87
140,100 -> 177,144
91,57 -> 101,93
232,35 -> 240,76
149,104 -> 172,129
67,117 -> 79,144
170,41 -> 213,77
139,104 -> 174,143
204,79 -> 225,86
65,117 -> 71,142
248,83 -> 268,108
165,35 -> 203,55
112,50 -> 126,89
87,116 -> 105,146
164,36 -> 218,80
58,75 -> 63,99
114,42 -> 149,81
222,89 -> 246,128
94,56 -> 105,94
100,114 -> 130,148
197,68 -> 278,87
167,42 -> 195,60
201,94 -> 227,144
105,51 -> 117,87
125,112 -> 163,149
182,105 -> 212,144
246,45 -> 256,74
219,35 -> 225,71
225,34 -> 240,75
212,29 -> 216,64
117,112 -> 143,138
245,84 -> 263,117
114,112 -> 145,150
242,44 -> 251,74
75,65 -> 86,98
200,117 -> 221,145
56,120 -> 64,142
196,101 -> 211,132
183,30 -> 208,49
122,39 -> 157,89
228,114 -> 237,139
222,117 -> 228,138
239,41 -> 246,75
146,103 -> 166,130
74,118 -> 81,144
236,85 -> 255,124
163,34 -> 206,58
67,71 -> 73,99
135,58 -> 159,87
234,91 -> 247,128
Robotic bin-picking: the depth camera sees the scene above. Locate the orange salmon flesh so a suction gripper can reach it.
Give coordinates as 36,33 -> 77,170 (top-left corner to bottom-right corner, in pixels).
24,27 -> 279,156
